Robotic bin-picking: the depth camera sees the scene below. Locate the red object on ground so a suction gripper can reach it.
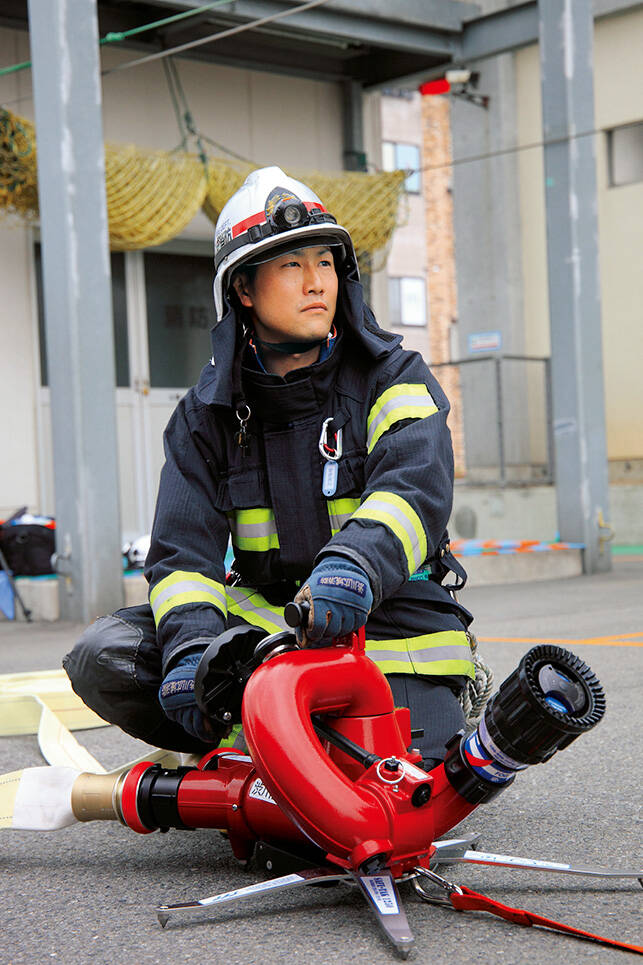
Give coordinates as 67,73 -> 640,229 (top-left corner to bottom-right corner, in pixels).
120,628 -> 479,875
450,886 -> 643,955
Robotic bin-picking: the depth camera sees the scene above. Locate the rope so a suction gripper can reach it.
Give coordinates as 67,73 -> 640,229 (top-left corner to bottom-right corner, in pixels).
460,631 -> 494,729
162,58 -> 209,170
0,0 -> 239,78
102,0 -> 335,76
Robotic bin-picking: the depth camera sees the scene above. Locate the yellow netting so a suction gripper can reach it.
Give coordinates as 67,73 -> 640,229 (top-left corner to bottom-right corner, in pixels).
105,145 -> 207,250
0,107 -> 406,262
0,110 -> 39,219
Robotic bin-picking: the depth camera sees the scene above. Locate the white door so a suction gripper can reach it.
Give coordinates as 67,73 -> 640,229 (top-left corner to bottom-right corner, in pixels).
36,243 -> 215,543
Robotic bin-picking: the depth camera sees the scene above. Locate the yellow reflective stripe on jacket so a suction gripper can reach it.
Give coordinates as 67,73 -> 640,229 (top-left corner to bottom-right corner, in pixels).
150,571 -> 227,626
366,383 -> 438,453
365,631 -> 474,678
327,497 -> 360,535
226,586 -> 288,635
227,508 -> 279,551
352,491 -> 427,576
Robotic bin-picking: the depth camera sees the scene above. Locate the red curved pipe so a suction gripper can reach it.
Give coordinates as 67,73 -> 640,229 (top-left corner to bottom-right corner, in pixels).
120,636 -> 484,871
242,638 -> 413,866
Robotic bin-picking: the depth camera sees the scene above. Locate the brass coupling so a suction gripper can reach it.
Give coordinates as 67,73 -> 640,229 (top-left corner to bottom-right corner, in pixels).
70,770 -> 127,823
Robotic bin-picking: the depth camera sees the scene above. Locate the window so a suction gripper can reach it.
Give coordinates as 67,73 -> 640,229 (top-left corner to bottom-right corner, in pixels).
144,251 -> 215,388
388,277 -> 427,327
607,121 -> 643,187
35,244 -> 129,387
382,141 -> 421,193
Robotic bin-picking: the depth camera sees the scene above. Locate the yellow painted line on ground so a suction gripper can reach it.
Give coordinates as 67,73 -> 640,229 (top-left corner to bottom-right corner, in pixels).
478,632 -> 643,648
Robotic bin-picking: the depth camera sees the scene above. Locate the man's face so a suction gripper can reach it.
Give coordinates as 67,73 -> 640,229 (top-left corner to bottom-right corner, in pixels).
233,245 -> 338,345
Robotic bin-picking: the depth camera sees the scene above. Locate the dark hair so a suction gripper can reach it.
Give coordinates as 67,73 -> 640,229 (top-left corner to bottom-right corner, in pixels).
232,262 -> 259,286
229,262 -> 259,312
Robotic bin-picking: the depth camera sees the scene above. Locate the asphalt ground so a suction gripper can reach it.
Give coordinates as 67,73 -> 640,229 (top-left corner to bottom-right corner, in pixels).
0,558 -> 641,965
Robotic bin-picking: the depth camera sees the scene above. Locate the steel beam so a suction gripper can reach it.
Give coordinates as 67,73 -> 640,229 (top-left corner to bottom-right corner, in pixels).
539,0 -> 611,573
28,0 -> 124,619
381,0 -> 642,89
461,2 -> 538,62
461,0 -> 642,65
145,0 -> 479,35
143,0 -> 459,57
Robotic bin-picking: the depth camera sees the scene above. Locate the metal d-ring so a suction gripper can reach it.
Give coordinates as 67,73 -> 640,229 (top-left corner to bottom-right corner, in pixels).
376,758 -> 405,785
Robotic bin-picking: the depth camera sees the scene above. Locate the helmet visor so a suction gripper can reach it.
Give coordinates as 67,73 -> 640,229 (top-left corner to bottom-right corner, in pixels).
241,234 -> 346,269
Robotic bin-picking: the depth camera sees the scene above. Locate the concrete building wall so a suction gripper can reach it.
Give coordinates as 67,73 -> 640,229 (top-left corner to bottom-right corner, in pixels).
449,6 -> 643,481
515,9 -> 643,467
0,28 -> 40,516
0,226 -> 40,514
99,46 -> 344,190
450,53 -> 530,478
377,91 -> 430,360
375,92 -> 466,474
372,91 -> 431,361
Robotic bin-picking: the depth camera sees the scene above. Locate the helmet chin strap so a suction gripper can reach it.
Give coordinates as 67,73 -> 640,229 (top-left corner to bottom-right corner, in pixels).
255,336 -> 327,356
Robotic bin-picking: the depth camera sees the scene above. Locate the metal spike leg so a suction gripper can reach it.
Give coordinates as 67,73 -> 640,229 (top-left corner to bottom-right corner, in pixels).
157,865 -> 415,957
157,867 -> 350,928
429,836 -> 643,880
353,868 -> 414,958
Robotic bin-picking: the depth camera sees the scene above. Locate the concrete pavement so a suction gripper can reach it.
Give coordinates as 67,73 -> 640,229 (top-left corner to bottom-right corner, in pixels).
0,558 -> 641,964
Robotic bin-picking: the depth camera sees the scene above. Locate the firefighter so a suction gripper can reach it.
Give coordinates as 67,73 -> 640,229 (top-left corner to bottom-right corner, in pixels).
64,166 -> 476,770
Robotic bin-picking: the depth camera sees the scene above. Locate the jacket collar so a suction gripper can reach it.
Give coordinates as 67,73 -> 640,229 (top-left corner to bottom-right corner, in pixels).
195,270 -> 401,408
241,332 -> 343,425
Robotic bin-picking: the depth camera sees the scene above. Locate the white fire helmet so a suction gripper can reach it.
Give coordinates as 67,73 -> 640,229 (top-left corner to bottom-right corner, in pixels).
213,166 -> 357,321
122,534 -> 150,569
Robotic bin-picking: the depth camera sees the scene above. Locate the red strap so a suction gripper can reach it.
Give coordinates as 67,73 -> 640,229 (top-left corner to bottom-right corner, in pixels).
449,885 -> 643,956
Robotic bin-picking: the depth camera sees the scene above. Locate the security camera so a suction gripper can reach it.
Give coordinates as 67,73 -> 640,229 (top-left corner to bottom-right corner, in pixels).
445,69 -> 471,85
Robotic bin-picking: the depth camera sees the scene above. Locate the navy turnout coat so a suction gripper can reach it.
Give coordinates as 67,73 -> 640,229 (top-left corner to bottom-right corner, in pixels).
145,270 -> 474,690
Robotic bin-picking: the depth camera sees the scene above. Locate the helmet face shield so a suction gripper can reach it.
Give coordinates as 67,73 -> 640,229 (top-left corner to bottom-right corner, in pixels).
241,235 -> 346,269
213,166 -> 357,321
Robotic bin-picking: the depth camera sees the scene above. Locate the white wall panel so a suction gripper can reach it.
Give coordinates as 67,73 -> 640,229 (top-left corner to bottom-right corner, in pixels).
516,9 -> 643,461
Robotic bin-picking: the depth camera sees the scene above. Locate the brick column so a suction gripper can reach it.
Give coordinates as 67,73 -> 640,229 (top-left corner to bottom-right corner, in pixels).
421,94 -> 466,476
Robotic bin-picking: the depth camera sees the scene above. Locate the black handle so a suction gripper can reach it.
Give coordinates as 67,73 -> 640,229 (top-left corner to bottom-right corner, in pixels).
312,715 -> 381,770
284,600 -> 310,628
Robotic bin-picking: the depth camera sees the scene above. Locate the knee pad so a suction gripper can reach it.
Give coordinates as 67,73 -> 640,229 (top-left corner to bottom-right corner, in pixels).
63,613 -> 150,702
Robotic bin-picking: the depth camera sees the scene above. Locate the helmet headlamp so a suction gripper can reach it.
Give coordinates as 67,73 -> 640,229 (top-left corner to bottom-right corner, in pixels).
270,198 -> 308,230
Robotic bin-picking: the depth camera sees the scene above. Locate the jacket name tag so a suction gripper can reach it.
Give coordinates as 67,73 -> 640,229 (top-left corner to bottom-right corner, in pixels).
322,460 -> 338,497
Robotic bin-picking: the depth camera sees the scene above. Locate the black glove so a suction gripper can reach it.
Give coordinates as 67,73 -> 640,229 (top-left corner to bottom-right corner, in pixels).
158,649 -> 220,744
295,556 -> 373,647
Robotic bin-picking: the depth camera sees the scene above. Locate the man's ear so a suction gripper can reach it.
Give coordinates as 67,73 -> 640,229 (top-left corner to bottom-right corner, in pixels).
232,273 -> 253,308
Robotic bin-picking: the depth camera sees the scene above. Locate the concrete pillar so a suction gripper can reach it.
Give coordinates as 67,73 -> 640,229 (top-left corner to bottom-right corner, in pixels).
28,0 -> 124,619
539,0 -> 611,572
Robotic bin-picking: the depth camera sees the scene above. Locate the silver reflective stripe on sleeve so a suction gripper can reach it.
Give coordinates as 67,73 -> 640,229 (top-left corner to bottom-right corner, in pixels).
150,571 -> 227,626
226,587 -> 288,635
366,383 -> 438,453
352,492 -> 427,577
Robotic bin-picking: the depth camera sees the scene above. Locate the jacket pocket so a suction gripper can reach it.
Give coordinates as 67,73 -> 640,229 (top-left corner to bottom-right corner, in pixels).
213,467 -> 269,511
330,449 -> 366,498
